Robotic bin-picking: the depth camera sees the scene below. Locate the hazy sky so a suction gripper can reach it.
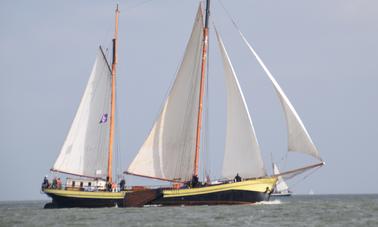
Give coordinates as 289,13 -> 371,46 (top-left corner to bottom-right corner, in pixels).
1,0 -> 377,201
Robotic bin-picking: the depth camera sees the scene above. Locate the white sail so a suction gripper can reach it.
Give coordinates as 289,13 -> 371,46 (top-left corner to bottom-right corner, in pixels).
238,31 -> 321,161
273,163 -> 289,192
215,29 -> 266,179
127,5 -> 204,182
52,48 -> 112,178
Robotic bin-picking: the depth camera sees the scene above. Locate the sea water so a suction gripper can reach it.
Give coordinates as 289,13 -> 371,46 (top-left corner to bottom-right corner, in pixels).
0,194 -> 377,226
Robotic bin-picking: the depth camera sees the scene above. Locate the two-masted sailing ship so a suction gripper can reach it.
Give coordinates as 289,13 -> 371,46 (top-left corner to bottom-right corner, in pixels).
42,0 -> 324,208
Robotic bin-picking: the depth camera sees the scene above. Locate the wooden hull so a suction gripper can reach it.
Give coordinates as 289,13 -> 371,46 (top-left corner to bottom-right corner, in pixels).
43,189 -> 126,208
123,177 -> 277,207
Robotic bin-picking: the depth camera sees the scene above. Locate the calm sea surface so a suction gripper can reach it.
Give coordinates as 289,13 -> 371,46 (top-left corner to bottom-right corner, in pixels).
0,194 -> 377,226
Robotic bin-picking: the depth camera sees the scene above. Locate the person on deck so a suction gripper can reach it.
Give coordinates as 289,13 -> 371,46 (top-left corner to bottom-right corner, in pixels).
235,173 -> 241,182
41,176 -> 49,190
191,175 -> 200,188
106,182 -> 112,192
52,177 -> 57,189
56,178 -> 62,189
111,182 -> 117,192
119,179 -> 126,191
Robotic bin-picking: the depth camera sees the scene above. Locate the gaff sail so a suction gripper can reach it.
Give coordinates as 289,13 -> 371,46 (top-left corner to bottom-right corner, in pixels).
52,47 -> 112,178
127,5 -> 204,182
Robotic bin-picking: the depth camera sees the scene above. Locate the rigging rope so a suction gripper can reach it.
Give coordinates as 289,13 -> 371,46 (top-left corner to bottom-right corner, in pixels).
289,165 -> 322,190
124,0 -> 156,14
217,0 -> 241,32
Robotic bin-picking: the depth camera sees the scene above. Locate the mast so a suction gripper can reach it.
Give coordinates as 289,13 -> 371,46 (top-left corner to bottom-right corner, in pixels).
194,0 -> 210,177
270,153 -> 275,174
107,4 -> 120,183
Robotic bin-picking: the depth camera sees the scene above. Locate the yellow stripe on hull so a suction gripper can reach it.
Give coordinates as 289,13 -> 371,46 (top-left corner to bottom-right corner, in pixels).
163,177 -> 277,198
43,189 -> 126,199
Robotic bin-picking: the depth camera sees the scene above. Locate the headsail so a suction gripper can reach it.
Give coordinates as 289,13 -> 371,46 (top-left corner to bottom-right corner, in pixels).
238,32 -> 321,161
215,28 -> 266,179
127,5 -> 204,182
52,47 -> 112,178
273,163 -> 289,192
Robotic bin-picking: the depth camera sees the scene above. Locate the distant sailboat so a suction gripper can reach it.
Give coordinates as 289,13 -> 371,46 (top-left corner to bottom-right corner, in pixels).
271,163 -> 292,197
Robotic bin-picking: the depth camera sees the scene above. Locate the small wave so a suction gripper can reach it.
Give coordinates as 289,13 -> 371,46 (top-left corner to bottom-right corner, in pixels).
143,204 -> 161,208
254,200 -> 282,205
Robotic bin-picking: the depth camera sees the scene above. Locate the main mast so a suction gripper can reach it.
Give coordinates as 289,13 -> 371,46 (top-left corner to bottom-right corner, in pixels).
107,4 -> 120,183
194,0 -> 210,177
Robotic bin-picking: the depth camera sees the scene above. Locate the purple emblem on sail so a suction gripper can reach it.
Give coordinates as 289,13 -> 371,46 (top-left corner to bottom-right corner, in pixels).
99,113 -> 108,124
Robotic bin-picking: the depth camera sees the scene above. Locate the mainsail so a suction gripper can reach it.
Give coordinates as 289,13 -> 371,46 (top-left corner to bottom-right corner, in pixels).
52,47 -> 112,178
215,29 -> 266,179
273,163 -> 289,193
238,32 -> 321,161
127,5 -> 204,182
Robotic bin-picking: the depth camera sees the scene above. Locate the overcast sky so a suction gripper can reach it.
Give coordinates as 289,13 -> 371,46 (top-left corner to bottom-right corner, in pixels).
0,0 -> 377,201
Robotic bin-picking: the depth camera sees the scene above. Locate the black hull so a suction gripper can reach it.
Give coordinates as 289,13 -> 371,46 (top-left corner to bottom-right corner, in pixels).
43,178 -> 276,208
150,189 -> 270,206
44,192 -> 123,208
271,193 -> 292,197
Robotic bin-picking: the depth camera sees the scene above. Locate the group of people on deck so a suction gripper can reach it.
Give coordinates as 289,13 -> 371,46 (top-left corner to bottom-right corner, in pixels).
41,176 -> 62,190
42,174 -> 242,191
186,173 -> 243,188
42,176 -> 126,192
105,179 -> 126,192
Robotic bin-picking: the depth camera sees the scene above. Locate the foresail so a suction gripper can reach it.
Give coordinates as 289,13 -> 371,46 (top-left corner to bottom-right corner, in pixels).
127,5 -> 204,182
238,32 -> 322,161
215,29 -> 266,179
52,47 -> 112,178
273,163 -> 289,192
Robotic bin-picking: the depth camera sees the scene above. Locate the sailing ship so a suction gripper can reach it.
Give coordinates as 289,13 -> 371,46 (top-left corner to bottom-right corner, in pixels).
42,6 -> 126,208
271,163 -> 292,197
122,0 -> 324,207
42,0 -> 324,208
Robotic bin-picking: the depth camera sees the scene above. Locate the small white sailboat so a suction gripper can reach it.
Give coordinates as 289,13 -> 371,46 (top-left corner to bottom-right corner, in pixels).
271,163 -> 292,197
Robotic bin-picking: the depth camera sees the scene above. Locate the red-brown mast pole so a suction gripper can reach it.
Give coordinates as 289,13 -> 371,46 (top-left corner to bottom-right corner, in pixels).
194,0 -> 210,177
107,4 -> 120,183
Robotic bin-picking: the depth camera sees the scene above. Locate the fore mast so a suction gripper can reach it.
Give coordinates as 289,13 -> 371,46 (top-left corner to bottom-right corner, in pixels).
107,4 -> 120,185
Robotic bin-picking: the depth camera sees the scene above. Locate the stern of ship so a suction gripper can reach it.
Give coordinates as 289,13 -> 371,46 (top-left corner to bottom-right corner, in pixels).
43,189 -> 126,208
